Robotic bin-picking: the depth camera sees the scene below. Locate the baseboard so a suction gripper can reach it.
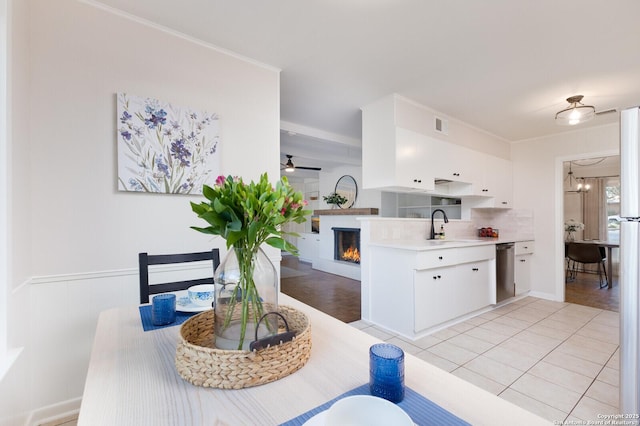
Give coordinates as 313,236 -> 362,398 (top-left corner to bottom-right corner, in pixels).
0,346 -> 23,383
27,397 -> 82,426
527,290 -> 561,302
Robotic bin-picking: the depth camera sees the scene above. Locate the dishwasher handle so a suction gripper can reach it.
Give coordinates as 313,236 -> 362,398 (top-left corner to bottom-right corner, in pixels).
496,243 -> 514,250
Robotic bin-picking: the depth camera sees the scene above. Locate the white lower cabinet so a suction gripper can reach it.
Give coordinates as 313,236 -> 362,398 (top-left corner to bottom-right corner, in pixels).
414,265 -> 457,332
297,233 -> 319,263
369,244 -> 495,339
515,241 -> 534,295
414,260 -> 493,333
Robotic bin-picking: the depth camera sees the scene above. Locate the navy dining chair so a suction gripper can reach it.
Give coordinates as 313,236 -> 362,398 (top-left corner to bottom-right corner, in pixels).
138,249 -> 220,304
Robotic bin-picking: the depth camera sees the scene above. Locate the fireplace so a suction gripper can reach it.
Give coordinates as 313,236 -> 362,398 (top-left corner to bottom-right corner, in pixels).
332,227 -> 361,264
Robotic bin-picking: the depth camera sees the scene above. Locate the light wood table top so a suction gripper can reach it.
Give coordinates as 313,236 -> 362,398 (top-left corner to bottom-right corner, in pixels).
78,294 -> 549,425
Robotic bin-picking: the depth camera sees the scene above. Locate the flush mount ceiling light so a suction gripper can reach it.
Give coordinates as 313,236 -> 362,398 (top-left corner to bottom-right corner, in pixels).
555,95 -> 596,126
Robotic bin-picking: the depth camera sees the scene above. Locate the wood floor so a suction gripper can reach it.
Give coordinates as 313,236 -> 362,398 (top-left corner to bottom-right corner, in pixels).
565,271 -> 619,312
280,255 -> 361,323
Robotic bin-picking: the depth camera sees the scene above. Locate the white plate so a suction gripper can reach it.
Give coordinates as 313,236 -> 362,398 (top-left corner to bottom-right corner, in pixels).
324,395 -> 413,426
153,290 -> 212,313
302,410 -> 326,426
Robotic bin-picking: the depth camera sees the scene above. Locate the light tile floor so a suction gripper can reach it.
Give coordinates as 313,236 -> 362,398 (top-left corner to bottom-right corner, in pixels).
350,297 -> 620,424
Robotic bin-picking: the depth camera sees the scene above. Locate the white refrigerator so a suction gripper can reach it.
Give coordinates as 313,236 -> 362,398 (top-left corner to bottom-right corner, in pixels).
620,106 -> 640,417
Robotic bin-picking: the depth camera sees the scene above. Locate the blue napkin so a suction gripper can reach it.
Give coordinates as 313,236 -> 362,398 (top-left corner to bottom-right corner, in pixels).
138,305 -> 198,332
280,383 -> 470,426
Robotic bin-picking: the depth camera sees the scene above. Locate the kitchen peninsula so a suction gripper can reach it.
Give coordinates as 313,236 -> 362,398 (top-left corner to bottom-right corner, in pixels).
358,216 -> 534,341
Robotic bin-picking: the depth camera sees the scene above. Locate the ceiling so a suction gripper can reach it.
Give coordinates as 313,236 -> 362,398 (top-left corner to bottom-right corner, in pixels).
97,0 -> 640,177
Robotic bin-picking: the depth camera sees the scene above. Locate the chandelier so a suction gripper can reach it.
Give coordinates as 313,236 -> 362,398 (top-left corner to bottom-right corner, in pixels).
565,162 -> 591,193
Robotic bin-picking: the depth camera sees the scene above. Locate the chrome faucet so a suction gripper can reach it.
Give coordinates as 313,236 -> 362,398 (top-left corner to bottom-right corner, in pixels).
430,209 -> 449,239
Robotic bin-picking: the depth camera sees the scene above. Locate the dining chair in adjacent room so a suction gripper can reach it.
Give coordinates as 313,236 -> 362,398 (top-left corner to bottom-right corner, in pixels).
138,249 -> 221,304
566,243 -> 609,289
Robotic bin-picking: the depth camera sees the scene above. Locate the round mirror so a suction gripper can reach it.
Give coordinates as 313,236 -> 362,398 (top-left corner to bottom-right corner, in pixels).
335,175 -> 358,209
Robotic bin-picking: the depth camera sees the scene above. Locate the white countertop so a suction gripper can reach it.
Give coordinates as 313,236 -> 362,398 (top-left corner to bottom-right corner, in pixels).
78,294 -> 549,425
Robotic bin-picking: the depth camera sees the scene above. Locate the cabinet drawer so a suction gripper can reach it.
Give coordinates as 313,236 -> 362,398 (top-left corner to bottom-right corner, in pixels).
416,244 -> 495,270
515,241 -> 535,255
415,248 -> 460,269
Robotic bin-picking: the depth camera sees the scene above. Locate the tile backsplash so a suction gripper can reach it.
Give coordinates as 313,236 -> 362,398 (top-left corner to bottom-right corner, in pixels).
367,209 -> 534,242
471,208 -> 534,241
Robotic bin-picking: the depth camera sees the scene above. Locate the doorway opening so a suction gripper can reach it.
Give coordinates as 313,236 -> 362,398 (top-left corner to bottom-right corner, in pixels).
563,156 -> 620,311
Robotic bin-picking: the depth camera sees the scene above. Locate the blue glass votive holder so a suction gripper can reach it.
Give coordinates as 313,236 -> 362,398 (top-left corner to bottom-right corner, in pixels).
151,294 -> 176,326
369,343 -> 405,403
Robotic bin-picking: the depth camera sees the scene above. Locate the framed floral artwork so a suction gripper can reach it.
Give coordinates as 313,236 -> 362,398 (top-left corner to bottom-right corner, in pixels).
117,93 -> 221,194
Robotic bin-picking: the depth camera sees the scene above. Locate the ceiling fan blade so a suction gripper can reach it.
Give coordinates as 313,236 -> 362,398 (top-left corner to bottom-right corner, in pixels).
294,166 -> 322,171
595,108 -> 617,116
281,154 -> 321,171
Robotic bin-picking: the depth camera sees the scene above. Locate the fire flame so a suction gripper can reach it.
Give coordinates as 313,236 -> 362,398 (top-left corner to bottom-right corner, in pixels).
342,246 -> 361,264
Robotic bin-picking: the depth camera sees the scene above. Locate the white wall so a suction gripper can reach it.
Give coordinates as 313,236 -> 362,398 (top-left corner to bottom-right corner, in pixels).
1,0 -> 280,424
511,123 -> 619,301
391,94 -> 511,159
1,0 -> 33,424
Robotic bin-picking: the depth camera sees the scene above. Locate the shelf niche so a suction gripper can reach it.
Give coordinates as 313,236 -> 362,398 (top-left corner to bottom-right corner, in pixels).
380,193 -> 461,219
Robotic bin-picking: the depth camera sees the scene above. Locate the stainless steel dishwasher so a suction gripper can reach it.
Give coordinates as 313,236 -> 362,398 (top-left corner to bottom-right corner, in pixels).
496,243 -> 515,303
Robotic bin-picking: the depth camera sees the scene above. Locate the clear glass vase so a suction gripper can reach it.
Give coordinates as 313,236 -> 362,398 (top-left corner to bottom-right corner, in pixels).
213,247 -> 278,350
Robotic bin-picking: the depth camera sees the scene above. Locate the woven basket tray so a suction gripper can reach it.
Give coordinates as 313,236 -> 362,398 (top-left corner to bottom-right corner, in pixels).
175,305 -> 311,389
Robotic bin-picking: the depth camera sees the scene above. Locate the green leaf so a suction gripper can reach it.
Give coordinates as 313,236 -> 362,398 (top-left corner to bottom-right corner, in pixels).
248,221 -> 259,245
190,226 -> 219,235
190,201 -> 210,215
225,230 -> 246,248
266,237 -> 299,256
213,197 -> 226,213
202,184 -> 217,200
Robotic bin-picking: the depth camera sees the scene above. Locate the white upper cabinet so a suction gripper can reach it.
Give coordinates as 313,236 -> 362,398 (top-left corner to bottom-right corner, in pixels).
362,96 -> 434,191
362,94 -> 513,207
428,138 -> 479,185
470,154 -> 513,207
394,127 -> 435,191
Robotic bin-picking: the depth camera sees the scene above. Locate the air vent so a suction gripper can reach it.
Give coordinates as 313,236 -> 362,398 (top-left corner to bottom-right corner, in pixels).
434,116 -> 449,135
596,108 -> 617,116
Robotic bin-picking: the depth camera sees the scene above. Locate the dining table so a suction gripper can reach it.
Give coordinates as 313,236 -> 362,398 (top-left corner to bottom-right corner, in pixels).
77,293 -> 549,425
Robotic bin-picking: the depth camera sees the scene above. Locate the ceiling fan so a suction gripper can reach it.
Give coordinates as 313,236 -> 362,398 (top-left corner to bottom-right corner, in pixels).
281,155 -> 322,172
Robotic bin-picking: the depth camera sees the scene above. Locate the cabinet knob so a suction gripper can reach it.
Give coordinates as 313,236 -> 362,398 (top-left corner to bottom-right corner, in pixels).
482,189 -> 489,192
472,268 -> 479,271
438,256 -> 443,260
437,275 -> 441,279
520,259 -> 526,262
413,179 -> 422,183
501,201 -> 508,205
523,246 -> 528,249
433,276 -> 438,280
